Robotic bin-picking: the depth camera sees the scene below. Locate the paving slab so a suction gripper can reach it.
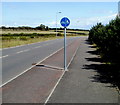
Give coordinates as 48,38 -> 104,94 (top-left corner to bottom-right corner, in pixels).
47,36 -> 119,104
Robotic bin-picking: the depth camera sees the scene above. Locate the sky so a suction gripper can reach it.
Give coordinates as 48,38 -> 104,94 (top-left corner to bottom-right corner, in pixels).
1,2 -> 119,29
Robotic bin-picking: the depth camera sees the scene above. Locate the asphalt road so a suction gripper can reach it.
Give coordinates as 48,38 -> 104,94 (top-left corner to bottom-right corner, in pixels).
1,37 -> 78,85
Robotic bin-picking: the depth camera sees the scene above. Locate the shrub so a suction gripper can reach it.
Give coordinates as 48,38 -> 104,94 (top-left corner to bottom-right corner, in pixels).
88,16 -> 120,62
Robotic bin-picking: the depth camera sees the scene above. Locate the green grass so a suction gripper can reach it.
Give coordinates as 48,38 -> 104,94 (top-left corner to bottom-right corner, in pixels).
1,36 -> 64,48
1,29 -> 89,35
1,30 -> 57,34
1,29 -> 89,48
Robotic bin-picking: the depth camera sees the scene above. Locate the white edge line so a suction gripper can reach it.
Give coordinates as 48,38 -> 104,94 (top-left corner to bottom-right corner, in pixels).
17,49 -> 30,53
0,46 -> 64,87
0,55 -> 9,58
44,70 -> 65,105
67,43 -> 80,69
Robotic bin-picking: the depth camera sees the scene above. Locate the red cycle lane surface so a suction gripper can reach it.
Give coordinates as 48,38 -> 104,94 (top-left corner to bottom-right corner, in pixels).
2,37 -> 81,103
41,38 -> 81,68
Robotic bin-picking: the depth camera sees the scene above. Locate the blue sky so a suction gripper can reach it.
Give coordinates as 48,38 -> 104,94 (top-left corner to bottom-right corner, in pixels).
2,2 -> 118,29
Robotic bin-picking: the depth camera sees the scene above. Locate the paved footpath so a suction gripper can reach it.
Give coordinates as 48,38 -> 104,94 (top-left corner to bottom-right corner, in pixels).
47,36 -> 119,104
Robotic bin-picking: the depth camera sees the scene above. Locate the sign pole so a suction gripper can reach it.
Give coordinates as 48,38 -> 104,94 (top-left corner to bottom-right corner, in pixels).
64,27 -> 67,70
60,17 -> 70,71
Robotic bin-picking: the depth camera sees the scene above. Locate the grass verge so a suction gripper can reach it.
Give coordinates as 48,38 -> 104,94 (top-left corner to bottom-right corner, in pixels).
1,36 -> 64,48
1,30 -> 89,48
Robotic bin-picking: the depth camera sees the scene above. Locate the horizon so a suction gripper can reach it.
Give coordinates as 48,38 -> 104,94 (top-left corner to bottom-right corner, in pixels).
2,2 -> 118,30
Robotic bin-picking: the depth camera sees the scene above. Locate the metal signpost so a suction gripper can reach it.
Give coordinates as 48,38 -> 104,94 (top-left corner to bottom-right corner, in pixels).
60,17 -> 70,70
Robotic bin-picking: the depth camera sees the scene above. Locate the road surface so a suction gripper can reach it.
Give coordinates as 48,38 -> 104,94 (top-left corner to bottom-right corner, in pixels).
1,37 -> 78,85
2,37 -> 82,103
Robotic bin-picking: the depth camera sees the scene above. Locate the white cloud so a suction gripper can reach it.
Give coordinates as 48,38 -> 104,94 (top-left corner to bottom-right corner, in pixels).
71,13 -> 117,29
40,14 -> 117,29
6,13 -> 116,29
43,21 -> 62,28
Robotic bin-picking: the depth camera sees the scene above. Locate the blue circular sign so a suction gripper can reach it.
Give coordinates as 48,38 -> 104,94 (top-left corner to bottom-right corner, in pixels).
60,17 -> 70,27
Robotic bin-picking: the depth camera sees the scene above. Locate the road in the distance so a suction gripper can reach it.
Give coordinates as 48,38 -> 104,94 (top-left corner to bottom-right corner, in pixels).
2,37 -> 79,85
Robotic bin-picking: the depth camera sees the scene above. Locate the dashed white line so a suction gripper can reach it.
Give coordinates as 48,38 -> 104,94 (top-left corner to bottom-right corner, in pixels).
1,42 -> 54,58
16,49 -> 30,54
15,42 -> 55,54
0,55 -> 9,58
16,50 -> 24,54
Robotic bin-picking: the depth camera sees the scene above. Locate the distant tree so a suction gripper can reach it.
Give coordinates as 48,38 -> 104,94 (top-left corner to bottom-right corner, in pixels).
40,24 -> 46,30
1,26 -> 6,29
36,24 -> 46,30
45,26 -> 49,31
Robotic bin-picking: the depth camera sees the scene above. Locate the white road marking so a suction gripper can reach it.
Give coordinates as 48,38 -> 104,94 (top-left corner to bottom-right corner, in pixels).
16,51 -> 24,54
0,55 -> 9,58
67,43 -> 80,69
16,49 -> 30,54
44,70 -> 66,105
